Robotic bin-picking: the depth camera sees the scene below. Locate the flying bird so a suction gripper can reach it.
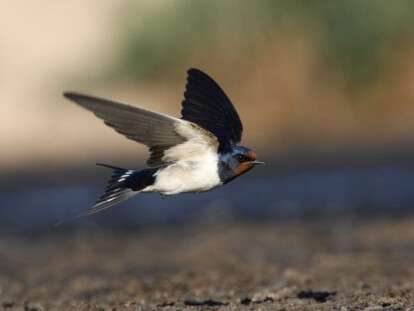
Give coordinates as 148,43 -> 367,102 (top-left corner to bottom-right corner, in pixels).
64,68 -> 264,216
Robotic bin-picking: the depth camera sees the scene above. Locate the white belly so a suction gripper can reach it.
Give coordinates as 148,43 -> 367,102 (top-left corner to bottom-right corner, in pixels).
144,152 -> 221,195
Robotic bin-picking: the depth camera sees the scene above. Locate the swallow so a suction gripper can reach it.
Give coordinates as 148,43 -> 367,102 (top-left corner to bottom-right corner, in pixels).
64,68 -> 264,216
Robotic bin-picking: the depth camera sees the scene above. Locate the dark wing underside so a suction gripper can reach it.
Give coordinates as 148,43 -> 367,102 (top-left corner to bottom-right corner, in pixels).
64,92 -> 186,167
181,68 -> 243,152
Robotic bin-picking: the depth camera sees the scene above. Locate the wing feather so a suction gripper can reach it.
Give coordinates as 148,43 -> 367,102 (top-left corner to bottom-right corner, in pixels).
64,92 -> 217,167
181,68 -> 243,152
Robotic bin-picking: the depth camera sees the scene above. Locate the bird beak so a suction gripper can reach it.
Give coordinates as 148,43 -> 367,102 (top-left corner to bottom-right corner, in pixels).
251,160 -> 265,165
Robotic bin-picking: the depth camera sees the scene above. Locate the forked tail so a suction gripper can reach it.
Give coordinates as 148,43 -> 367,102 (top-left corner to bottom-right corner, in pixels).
90,163 -> 138,214
55,164 -> 156,225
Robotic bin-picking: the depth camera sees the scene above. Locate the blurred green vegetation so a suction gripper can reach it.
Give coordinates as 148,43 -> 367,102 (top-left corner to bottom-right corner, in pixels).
290,0 -> 414,85
114,0 -> 414,88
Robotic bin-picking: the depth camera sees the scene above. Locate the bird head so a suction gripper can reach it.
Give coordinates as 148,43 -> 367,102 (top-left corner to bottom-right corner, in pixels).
219,146 -> 264,182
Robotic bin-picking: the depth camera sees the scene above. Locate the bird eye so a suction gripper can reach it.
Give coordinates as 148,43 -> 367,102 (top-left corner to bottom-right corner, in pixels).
236,154 -> 247,162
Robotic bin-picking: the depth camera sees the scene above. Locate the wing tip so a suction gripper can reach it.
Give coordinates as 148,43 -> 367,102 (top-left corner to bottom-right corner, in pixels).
63,91 -> 92,102
187,67 -> 207,77
187,67 -> 199,73
63,91 -> 78,100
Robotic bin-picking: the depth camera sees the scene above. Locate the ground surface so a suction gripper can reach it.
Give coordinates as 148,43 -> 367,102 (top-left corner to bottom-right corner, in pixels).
1,219 -> 414,310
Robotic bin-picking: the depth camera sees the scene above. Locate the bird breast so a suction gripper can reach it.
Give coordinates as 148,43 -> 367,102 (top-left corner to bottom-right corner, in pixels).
145,149 -> 221,195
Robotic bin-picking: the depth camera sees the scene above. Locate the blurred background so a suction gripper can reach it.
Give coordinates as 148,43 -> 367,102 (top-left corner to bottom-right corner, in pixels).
2,0 -> 414,233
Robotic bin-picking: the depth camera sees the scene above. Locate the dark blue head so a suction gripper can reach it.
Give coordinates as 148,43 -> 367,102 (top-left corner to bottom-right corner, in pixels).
218,146 -> 264,184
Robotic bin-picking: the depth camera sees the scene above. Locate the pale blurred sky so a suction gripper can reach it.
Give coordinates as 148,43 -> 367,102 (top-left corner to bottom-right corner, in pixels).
0,1 -> 149,170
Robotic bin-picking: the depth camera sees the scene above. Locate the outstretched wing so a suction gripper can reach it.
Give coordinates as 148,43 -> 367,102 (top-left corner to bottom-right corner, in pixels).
181,68 -> 243,153
64,92 -> 218,167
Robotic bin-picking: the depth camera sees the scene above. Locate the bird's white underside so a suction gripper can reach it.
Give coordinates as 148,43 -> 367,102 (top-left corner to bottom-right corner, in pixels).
143,119 -> 222,195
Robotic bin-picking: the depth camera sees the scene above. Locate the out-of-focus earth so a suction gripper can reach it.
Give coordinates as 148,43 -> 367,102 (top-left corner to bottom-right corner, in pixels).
1,219 -> 413,310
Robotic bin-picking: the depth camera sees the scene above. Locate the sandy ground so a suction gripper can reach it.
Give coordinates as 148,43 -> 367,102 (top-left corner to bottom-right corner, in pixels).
1,219 -> 414,310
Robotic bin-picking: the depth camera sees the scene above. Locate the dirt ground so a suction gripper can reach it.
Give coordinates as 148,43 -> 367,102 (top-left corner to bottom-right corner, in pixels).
1,219 -> 414,310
